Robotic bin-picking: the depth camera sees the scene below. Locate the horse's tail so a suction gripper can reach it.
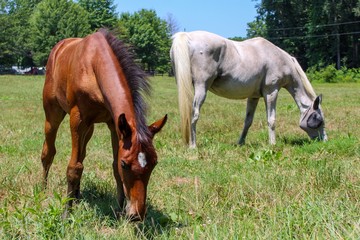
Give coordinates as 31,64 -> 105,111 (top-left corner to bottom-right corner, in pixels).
170,32 -> 194,144
291,57 -> 317,100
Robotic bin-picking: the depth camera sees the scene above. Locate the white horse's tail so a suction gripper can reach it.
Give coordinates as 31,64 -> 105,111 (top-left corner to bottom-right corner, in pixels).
170,32 -> 194,144
291,57 -> 317,100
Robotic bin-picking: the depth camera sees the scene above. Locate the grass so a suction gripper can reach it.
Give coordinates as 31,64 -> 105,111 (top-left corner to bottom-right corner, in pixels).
0,75 -> 359,239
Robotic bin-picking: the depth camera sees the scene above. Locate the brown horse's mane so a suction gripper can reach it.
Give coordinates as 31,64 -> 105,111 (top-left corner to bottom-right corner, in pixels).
98,28 -> 152,143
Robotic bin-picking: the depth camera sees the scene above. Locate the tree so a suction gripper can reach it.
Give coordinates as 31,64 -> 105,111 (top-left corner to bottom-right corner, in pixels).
7,0 -> 42,67
30,0 -> 91,66
306,0 -> 360,68
166,13 -> 180,35
246,17 -> 267,38
229,36 -> 246,42
250,0 -> 360,69
119,9 -> 171,73
0,0 -> 41,66
78,0 -> 118,30
254,0 -> 311,68
0,6 -> 16,65
354,1 -> 360,16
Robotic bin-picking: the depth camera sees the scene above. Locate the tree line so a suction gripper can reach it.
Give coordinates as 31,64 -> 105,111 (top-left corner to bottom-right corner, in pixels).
0,0 -> 173,74
1,0 -> 359,74
247,0 -> 360,70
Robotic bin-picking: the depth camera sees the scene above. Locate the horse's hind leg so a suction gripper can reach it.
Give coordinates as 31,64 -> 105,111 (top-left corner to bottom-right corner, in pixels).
41,104 -> 66,188
238,98 -> 259,145
190,83 -> 208,148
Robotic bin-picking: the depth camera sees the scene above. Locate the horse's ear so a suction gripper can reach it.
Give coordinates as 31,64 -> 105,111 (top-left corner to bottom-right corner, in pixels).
313,94 -> 322,110
148,114 -> 167,137
118,113 -> 132,139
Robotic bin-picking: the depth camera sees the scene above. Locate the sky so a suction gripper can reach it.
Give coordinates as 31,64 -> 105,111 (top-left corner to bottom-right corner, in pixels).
114,0 -> 259,38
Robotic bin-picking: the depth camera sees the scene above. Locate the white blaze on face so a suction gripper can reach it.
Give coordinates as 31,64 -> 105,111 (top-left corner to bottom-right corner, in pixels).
138,152 -> 147,168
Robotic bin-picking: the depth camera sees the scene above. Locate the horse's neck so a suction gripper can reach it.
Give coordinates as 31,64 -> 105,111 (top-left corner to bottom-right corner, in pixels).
286,80 -> 314,115
285,56 -> 317,115
95,60 -> 135,126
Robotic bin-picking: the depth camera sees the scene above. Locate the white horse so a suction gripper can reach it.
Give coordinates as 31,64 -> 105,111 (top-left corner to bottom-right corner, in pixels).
170,31 -> 327,148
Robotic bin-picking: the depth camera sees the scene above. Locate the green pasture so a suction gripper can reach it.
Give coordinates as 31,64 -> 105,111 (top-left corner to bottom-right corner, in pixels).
0,75 -> 359,239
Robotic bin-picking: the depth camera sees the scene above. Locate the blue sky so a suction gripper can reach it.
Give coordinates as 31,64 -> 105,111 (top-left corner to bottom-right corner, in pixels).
114,1 -> 259,38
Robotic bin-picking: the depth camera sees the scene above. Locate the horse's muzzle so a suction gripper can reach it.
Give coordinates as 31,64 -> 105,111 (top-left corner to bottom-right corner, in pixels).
125,199 -> 146,222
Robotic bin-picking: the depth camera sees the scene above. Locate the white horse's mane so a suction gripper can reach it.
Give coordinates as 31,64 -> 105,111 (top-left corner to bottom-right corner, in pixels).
290,56 -> 317,100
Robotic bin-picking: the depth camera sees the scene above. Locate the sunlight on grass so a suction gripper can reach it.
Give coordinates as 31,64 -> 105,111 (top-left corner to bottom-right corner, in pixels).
0,75 -> 359,239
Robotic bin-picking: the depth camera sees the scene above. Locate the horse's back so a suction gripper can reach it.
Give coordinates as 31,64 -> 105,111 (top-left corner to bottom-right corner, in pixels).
184,31 -> 228,81
237,37 -> 300,88
184,31 -> 297,99
182,32 -> 266,98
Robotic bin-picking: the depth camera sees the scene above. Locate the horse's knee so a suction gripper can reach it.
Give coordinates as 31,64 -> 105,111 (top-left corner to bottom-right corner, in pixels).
41,144 -> 56,163
267,117 -> 276,130
192,110 -> 200,124
66,162 -> 84,185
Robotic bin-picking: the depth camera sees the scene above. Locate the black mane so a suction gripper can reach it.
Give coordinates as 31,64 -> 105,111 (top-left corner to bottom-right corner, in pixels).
98,28 -> 152,143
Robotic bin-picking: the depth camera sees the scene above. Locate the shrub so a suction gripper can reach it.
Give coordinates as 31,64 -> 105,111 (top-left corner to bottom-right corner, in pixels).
306,65 -> 360,83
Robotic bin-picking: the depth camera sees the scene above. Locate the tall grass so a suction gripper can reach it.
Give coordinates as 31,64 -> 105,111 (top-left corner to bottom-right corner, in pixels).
0,75 -> 359,239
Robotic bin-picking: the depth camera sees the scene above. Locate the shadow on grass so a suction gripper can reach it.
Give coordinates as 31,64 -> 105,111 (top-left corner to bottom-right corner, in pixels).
81,181 -> 176,236
134,205 -> 179,238
280,136 -> 311,146
81,185 -> 118,220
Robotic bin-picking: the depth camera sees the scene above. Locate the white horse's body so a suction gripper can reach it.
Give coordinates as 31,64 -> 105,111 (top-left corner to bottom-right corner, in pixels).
170,31 -> 327,148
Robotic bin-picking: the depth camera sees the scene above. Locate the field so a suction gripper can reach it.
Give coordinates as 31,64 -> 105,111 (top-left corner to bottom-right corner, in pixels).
0,75 -> 359,239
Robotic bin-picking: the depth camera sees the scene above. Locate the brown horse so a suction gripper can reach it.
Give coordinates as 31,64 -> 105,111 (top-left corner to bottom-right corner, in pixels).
41,29 -> 167,221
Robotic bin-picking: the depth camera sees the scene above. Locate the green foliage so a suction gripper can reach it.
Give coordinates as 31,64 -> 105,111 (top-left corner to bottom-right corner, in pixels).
228,36 -> 246,42
251,0 -> 360,69
0,12 -> 16,65
119,9 -> 171,73
246,17 -> 267,38
355,1 -> 360,16
247,148 -> 282,163
0,0 -> 41,67
78,0 -> 118,29
307,65 -> 360,83
1,1 -> 173,72
30,0 -> 91,66
1,0 -> 360,72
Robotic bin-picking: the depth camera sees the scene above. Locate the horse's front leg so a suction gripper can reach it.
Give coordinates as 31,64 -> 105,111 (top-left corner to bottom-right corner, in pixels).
264,89 -> 279,145
238,98 -> 259,145
190,84 -> 208,148
107,122 -> 126,217
63,107 -> 94,219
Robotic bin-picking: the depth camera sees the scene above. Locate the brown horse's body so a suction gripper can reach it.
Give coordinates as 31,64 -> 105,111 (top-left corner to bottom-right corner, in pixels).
41,29 -> 167,221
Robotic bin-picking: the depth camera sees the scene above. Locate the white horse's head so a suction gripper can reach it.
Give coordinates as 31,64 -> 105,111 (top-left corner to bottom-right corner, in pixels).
299,95 -> 328,141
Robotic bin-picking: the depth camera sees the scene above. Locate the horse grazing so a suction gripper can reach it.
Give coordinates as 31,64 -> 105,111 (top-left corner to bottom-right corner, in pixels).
171,31 -> 327,148
41,29 -> 167,221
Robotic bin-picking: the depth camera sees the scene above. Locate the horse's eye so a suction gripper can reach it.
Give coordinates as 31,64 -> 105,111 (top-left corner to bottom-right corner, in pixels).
121,160 -> 130,170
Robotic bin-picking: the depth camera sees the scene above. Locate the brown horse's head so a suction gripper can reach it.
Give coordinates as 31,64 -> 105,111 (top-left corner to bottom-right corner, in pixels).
117,113 -> 167,221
